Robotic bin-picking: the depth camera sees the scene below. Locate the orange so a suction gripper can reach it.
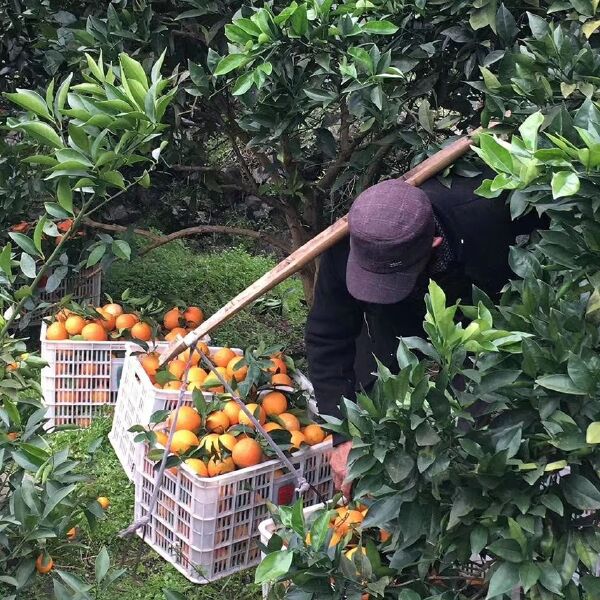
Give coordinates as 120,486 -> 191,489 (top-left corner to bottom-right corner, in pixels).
207,456 -> 236,477
65,315 -> 87,335
97,497 -> 110,510
262,391 -> 288,416
95,307 -> 116,331
7,432 -> 19,441
167,406 -> 201,432
163,308 -> 183,331
345,546 -> 367,560
271,373 -> 293,387
277,413 -> 300,432
226,356 -> 248,382
66,526 -> 77,540
231,437 -> 263,468
200,433 -> 220,454
303,424 -> 326,446
170,430 -> 200,454
179,347 -> 200,366
115,313 -> 139,330
218,433 -> 238,452
238,403 -> 266,429
168,359 -> 186,380
263,422 -> 283,433
206,410 -> 230,434
102,303 -> 123,317
55,308 -> 73,322
184,306 -> 204,328
212,348 -> 237,368
203,366 -> 230,392
223,400 -> 241,425
290,430 -> 306,450
46,322 -> 68,341
380,530 -> 391,543
131,322 -> 153,341
187,381 -> 204,391
333,509 -> 364,535
154,430 -> 168,446
329,532 -> 342,547
268,356 -> 287,375
35,554 -> 53,574
140,353 -> 160,377
184,458 -> 208,476
81,323 -> 108,341
164,380 -> 182,390
188,367 -> 207,383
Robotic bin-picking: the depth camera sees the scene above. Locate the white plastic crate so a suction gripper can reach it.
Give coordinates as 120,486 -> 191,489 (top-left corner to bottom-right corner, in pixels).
134,438 -> 333,584
40,322 -> 168,429
109,344 -> 234,481
30,268 -> 102,323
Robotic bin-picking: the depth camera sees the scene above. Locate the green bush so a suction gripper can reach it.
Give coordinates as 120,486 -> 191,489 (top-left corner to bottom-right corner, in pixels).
104,241 -> 307,354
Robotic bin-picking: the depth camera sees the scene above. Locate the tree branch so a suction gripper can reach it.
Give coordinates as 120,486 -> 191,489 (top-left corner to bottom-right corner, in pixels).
83,218 -> 291,255
171,165 -> 217,173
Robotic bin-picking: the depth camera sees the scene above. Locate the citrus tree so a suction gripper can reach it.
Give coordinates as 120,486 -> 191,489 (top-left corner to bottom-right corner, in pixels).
0,51 -> 176,596
258,3 -> 600,598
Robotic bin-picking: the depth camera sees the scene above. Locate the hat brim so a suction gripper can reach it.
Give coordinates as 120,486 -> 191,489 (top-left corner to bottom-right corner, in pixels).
346,249 -> 429,304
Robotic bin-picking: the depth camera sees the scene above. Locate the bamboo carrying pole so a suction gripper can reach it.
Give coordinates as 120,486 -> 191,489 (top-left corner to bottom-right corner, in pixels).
158,129 -> 483,365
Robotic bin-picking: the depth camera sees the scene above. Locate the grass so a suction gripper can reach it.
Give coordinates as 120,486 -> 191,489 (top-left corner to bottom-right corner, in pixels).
104,242 -> 308,358
25,419 -> 262,600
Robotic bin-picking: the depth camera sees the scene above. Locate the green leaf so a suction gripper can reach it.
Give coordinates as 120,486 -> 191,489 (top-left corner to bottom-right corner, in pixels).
291,4 -> 308,36
541,494 -> 563,516
8,233 -> 40,256
487,538 -> 523,562
539,561 -> 562,594
56,179 -> 73,214
562,474 -> 600,510
361,496 -> 403,528
476,134 -> 514,173
86,245 -> 106,267
496,3 -> 518,46
471,525 -> 488,555
518,112 -> 544,152
4,89 -> 52,120
535,374 -> 584,395
214,54 -> 251,76
586,422 -> 600,444
20,253 -> 36,279
486,562 -> 519,599
85,53 -> 104,81
362,21 -> 399,35
95,547 -> 110,582
33,216 -> 47,255
16,121 -> 63,149
551,171 -> 580,199
304,88 -> 337,104
111,240 -> 131,261
119,53 -> 148,90
232,73 -> 255,96
519,563 -> 541,593
163,590 -> 187,600
101,170 -> 125,189
42,484 -> 77,519
138,171 -> 150,188
254,550 -> 293,583
582,19 -> 600,38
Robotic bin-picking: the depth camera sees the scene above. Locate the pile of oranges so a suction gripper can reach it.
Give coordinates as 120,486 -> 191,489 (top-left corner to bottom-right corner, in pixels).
45,303 -> 204,343
139,349 -> 331,478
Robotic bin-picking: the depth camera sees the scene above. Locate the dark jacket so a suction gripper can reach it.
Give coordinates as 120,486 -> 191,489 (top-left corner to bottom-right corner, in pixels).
305,172 -> 538,421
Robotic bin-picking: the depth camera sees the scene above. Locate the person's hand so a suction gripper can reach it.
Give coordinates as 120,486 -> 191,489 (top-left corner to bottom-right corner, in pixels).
330,441 -> 352,499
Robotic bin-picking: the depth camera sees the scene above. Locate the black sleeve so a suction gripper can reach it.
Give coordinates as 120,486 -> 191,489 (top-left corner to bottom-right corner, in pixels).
305,244 -> 363,420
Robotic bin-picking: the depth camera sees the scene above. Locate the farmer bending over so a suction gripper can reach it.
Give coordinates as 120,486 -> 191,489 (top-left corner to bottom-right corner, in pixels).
305,172 -> 537,495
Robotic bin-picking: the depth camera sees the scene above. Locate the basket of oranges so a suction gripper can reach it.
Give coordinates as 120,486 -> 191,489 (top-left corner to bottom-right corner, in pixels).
40,300 -> 207,429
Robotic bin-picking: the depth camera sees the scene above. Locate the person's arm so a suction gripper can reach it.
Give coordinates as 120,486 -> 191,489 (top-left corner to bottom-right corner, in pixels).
305,243 -> 363,421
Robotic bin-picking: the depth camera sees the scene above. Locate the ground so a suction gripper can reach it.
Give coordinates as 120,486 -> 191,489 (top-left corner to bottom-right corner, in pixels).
27,418 -> 262,600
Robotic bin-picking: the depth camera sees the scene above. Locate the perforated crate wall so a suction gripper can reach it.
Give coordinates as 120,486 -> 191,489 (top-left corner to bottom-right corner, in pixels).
109,344 -> 223,481
30,268 -> 102,323
40,323 -> 167,429
134,439 -> 333,583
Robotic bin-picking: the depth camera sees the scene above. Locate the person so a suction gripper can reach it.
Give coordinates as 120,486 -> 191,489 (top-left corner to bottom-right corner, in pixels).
305,171 -> 539,495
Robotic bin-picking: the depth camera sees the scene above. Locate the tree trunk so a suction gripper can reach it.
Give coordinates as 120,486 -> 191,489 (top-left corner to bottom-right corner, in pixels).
284,204 -> 316,305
